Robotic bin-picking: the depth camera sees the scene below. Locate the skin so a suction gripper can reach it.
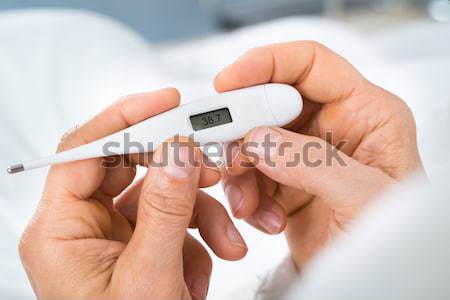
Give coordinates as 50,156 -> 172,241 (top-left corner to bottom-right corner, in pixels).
19,40 -> 425,298
215,41 -> 425,269
19,88 -> 247,300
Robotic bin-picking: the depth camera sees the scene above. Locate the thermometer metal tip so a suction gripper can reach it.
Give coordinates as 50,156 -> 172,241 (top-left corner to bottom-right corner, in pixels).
7,164 -> 24,174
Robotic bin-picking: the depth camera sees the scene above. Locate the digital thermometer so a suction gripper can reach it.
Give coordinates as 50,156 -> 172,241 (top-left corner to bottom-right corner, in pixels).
7,83 -> 302,174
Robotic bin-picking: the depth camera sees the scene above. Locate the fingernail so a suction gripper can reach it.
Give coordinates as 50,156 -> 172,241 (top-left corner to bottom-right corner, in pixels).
259,211 -> 283,234
248,127 -> 282,158
224,184 -> 243,216
231,144 -> 240,163
190,276 -> 209,300
164,145 -> 196,179
226,224 -> 247,249
223,142 -> 240,169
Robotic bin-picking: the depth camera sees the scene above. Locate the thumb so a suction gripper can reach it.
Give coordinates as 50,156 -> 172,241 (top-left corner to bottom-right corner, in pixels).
243,127 -> 394,212
118,138 -> 201,293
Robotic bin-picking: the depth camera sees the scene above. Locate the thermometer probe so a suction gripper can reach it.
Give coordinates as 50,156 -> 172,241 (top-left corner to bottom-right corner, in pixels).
7,83 -> 302,174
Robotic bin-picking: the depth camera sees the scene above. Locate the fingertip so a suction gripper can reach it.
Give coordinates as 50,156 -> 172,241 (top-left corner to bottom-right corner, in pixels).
225,154 -> 253,177
258,209 -> 287,235
183,235 -> 212,300
223,184 -> 245,218
199,154 -> 221,187
115,87 -> 182,126
245,193 -> 287,235
161,86 -> 181,104
242,126 -> 261,144
213,69 -> 229,93
222,171 -> 260,219
215,46 -> 273,93
223,140 -> 253,177
203,223 -> 248,261
224,223 -> 248,260
218,246 -> 248,261
213,65 -> 243,93
200,167 -> 221,187
193,191 -> 247,261
243,125 -> 274,143
225,165 -> 248,177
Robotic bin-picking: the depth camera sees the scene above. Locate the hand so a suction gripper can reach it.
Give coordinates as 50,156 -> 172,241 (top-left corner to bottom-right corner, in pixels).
19,88 -> 247,300
215,41 -> 424,269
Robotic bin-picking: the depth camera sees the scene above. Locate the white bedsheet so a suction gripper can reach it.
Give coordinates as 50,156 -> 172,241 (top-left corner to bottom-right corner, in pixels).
0,9 -> 448,299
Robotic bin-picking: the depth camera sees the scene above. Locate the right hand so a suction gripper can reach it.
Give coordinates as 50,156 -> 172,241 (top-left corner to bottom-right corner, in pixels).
215,41 -> 425,269
19,89 -> 247,300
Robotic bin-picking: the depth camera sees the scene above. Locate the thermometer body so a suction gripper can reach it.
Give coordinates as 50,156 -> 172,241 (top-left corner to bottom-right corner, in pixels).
7,83 -> 302,173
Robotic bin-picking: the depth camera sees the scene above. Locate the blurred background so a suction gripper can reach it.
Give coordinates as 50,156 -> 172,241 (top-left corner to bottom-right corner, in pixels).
0,1 -> 449,299
0,0 -> 449,41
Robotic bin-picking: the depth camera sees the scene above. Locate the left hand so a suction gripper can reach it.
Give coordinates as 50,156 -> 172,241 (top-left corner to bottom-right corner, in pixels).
215,41 -> 424,269
19,88 -> 247,300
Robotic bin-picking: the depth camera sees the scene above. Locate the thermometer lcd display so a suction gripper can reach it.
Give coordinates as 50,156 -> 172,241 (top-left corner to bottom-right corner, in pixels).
190,108 -> 233,131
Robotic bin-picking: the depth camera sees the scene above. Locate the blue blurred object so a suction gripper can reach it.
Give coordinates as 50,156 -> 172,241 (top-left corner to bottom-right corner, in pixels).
200,0 -> 429,28
0,0 -> 217,42
200,0 -> 325,28
0,0 -> 432,40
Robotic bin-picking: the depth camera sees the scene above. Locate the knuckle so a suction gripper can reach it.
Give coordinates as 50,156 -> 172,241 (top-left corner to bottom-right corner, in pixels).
378,91 -> 417,130
396,97 -> 415,121
113,94 -> 129,105
57,127 -> 75,147
245,45 -> 262,54
18,235 -> 27,258
141,186 -> 192,221
301,40 -> 325,49
290,40 -> 327,54
245,45 -> 272,58
57,125 -> 84,151
18,200 -> 50,264
18,226 -> 36,264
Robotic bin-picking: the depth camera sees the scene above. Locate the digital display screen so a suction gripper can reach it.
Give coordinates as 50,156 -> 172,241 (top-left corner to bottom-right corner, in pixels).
190,108 -> 233,131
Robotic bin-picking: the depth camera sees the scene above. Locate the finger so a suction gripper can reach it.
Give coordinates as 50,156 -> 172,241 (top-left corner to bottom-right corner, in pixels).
214,41 -> 368,103
183,234 -> 212,300
128,152 -> 220,185
113,178 -> 145,225
244,191 -> 286,235
190,190 -> 247,260
222,142 -> 287,233
119,138 -> 202,281
254,170 -> 315,216
115,184 -> 248,260
115,160 -> 221,225
223,140 -> 252,177
44,88 -> 181,201
93,156 -> 137,211
244,126 -> 395,212
127,149 -> 220,185
199,153 -> 221,186
221,170 -> 260,219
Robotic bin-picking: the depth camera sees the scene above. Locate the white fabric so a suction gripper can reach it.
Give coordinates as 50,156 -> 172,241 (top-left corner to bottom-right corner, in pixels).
0,9 -> 449,299
284,167 -> 450,299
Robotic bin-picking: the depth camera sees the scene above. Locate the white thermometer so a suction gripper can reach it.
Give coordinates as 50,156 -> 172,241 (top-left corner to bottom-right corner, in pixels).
7,83 -> 302,174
